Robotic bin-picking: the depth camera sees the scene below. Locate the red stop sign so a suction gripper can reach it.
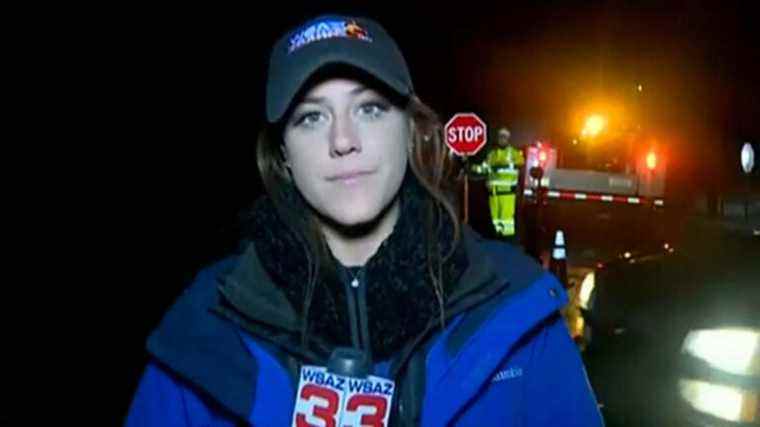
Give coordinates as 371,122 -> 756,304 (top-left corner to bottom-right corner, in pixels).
444,113 -> 488,157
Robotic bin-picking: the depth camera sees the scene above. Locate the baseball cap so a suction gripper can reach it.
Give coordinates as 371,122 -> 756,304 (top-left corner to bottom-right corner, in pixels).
265,14 -> 414,123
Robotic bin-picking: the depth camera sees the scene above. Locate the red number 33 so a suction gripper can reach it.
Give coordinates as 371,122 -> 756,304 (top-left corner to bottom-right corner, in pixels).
295,385 -> 387,427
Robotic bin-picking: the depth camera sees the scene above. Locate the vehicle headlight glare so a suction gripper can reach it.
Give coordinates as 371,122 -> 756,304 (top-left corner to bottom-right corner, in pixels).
682,328 -> 760,376
679,379 -> 758,423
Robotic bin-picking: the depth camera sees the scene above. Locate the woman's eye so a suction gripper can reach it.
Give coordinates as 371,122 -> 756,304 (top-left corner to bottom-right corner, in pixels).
357,102 -> 389,119
294,111 -> 326,127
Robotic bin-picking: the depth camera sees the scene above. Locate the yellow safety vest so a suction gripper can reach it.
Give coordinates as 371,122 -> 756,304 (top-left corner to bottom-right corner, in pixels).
479,146 -> 525,190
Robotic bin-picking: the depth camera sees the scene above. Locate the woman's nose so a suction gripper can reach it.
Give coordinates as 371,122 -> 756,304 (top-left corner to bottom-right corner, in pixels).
329,114 -> 361,157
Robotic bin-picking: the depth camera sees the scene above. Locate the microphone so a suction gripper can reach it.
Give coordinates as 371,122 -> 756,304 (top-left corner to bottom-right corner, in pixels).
328,347 -> 371,378
292,347 -> 394,426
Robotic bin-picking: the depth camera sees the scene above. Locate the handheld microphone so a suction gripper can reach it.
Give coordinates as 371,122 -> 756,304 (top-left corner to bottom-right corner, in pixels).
292,347 -> 395,426
328,347 -> 370,378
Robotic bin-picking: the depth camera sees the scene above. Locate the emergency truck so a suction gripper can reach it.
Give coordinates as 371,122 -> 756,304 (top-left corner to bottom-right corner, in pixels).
522,139 -> 666,207
519,134 -> 672,344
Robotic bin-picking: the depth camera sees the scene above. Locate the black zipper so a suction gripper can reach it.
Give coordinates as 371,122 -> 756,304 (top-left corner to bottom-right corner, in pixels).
345,266 -> 373,365
349,271 -> 364,349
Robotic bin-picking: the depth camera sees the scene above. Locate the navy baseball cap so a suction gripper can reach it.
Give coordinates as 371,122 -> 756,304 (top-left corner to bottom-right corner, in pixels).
266,14 -> 414,123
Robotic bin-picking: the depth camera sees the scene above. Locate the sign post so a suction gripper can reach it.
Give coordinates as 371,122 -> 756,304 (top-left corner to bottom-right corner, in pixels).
741,142 -> 755,174
741,142 -> 755,221
444,113 -> 488,223
464,157 -> 469,224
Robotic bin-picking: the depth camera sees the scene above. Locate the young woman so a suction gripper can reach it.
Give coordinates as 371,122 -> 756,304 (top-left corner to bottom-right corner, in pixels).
126,14 -> 603,427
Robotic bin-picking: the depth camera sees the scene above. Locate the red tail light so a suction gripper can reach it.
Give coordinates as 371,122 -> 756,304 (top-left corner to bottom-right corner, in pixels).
539,150 -> 548,166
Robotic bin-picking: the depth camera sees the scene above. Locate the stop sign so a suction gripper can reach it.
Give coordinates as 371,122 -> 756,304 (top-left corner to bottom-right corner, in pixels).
444,113 -> 488,157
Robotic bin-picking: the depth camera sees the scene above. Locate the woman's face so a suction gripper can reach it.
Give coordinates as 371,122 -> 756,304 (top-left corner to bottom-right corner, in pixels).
282,78 -> 410,228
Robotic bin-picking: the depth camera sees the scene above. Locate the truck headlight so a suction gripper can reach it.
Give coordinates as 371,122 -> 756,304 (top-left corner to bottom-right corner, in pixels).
682,328 -> 760,376
678,379 -> 758,423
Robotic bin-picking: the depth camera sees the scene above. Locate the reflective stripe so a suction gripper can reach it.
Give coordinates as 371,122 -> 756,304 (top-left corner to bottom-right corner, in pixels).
494,167 -> 518,174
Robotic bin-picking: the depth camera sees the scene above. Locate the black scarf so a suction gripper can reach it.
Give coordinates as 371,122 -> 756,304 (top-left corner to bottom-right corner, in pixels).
239,175 -> 468,361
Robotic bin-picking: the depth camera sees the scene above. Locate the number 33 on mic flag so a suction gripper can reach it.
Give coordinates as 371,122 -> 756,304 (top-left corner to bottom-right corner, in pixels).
291,365 -> 395,427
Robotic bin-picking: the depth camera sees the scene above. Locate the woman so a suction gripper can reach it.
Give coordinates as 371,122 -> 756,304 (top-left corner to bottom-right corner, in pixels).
126,14 -> 603,427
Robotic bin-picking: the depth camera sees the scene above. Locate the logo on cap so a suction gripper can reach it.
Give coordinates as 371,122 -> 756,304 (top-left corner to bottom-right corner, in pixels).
288,19 -> 373,54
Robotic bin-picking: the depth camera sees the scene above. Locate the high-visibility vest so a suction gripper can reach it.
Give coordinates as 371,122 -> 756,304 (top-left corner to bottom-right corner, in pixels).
479,146 -> 525,190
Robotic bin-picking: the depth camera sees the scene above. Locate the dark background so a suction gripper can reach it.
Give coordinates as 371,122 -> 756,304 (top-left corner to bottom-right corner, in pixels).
32,1 -> 756,423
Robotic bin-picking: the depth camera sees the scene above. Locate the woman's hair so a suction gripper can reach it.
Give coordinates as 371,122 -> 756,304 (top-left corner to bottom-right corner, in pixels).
256,94 -> 461,346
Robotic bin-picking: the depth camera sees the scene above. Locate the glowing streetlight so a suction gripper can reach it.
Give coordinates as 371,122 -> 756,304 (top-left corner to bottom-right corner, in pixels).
581,115 -> 606,138
646,151 -> 658,171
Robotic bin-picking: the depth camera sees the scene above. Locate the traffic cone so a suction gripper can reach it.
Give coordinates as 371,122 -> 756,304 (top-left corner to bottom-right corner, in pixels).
549,230 -> 568,288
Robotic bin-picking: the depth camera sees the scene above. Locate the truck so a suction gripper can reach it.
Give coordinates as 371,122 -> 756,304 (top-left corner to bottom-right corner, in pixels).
521,137 -> 667,208
517,132 -> 676,343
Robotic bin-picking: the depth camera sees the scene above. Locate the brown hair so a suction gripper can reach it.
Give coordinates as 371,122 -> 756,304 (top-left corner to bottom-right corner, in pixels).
256,95 -> 461,346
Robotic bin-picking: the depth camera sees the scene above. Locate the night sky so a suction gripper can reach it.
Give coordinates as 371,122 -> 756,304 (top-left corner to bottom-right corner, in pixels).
75,1 -> 757,422
113,1 -> 757,198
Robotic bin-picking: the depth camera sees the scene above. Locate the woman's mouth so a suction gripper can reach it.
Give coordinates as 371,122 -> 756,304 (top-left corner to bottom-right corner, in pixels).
326,170 -> 374,184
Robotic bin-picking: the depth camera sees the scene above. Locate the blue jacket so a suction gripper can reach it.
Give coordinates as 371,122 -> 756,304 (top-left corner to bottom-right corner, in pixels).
126,228 -> 603,426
